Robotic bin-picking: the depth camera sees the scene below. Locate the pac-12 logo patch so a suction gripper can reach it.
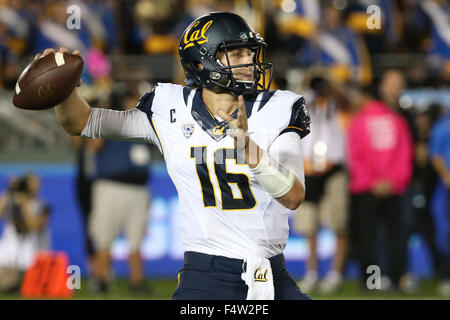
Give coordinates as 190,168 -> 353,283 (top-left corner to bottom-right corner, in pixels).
182,124 -> 194,139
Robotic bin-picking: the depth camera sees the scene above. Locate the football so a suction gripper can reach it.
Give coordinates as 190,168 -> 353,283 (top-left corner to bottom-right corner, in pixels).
13,52 -> 84,110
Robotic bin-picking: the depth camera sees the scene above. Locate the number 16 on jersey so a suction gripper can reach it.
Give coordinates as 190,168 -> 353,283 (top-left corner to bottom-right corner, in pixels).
190,146 -> 257,210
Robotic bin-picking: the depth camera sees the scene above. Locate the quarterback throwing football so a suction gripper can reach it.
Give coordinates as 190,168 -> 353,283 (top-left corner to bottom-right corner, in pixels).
36,12 -> 311,300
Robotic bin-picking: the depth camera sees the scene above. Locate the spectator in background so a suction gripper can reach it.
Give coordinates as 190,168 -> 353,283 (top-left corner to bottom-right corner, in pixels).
0,0 -> 33,89
403,0 -> 450,85
345,0 -> 402,53
272,0 -> 320,88
71,134 -> 97,282
0,34 -> 20,90
33,0 -> 91,54
294,71 -> 351,294
347,85 -> 413,292
70,0 -> 118,53
115,0 -> 142,53
377,68 -> 417,136
71,87 -> 111,288
429,110 -> 450,296
134,0 -> 180,55
276,0 -> 320,39
0,174 -> 50,293
416,0 -> 450,84
172,0 -> 217,39
172,0 -> 238,39
0,0 -> 32,55
402,104 -> 443,292
379,69 -> 444,292
89,84 -> 153,295
378,69 -> 407,112
292,1 -> 371,85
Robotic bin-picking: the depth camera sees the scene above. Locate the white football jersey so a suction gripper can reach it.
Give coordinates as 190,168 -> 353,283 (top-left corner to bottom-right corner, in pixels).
83,83 -> 307,259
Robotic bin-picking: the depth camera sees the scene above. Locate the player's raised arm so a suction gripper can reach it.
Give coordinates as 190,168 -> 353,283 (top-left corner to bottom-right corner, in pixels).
17,48 -> 157,145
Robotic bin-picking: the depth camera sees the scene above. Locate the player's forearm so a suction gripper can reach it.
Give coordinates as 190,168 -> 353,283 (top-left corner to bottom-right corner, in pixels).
243,138 -> 305,210
55,88 -> 91,136
275,178 -> 305,210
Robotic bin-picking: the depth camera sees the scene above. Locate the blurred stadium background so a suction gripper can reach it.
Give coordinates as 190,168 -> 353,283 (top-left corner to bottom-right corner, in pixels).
0,0 -> 449,299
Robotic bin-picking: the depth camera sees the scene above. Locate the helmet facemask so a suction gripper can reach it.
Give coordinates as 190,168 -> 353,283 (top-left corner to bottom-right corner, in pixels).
182,42 -> 272,96
211,43 -> 273,95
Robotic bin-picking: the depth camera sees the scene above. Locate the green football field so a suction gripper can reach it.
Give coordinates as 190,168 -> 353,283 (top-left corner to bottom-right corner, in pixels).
0,278 -> 449,300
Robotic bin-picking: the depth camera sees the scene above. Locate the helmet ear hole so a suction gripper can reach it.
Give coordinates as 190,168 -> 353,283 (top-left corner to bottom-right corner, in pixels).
210,71 -> 221,80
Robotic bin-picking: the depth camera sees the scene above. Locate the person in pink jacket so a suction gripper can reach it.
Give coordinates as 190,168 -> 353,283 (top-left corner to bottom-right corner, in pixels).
347,87 -> 413,291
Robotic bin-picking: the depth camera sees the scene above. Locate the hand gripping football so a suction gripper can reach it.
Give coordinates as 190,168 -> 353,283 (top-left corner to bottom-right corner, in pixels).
13,52 -> 84,110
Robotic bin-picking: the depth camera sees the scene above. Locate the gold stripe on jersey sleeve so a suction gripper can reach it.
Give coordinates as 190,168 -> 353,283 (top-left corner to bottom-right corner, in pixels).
286,126 -> 304,132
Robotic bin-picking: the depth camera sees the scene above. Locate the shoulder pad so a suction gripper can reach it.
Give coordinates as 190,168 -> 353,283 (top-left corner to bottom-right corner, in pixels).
135,86 -> 157,115
280,97 -> 311,139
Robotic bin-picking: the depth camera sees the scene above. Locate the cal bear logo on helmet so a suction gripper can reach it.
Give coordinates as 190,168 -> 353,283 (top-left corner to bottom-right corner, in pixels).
183,20 -> 213,50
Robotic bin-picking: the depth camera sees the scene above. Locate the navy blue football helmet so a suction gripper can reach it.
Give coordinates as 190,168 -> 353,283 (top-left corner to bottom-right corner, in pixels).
179,12 -> 272,95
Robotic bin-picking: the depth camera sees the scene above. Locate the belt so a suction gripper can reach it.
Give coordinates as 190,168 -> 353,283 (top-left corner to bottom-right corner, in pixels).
183,251 -> 285,274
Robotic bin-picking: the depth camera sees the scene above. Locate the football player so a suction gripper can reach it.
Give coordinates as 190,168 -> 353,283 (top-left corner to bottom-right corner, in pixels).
36,12 -> 311,300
